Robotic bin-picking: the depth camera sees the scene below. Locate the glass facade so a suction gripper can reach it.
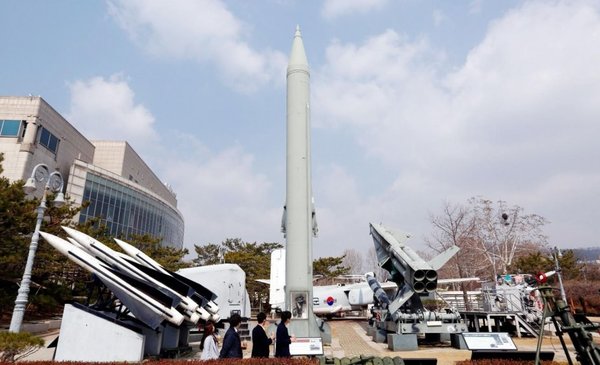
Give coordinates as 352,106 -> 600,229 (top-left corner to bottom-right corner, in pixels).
78,172 -> 184,248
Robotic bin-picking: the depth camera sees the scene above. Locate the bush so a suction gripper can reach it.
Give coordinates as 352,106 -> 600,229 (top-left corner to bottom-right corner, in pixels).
0,331 -> 44,363
563,280 -> 600,315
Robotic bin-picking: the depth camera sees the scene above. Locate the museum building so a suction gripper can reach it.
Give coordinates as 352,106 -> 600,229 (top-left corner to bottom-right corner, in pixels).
0,96 -> 184,248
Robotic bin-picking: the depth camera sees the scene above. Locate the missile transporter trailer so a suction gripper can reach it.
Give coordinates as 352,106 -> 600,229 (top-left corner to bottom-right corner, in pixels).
367,223 -> 467,350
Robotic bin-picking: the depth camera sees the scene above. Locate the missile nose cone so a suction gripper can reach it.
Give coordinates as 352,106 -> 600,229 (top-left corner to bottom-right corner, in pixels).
61,225 -> 77,235
288,25 -> 308,71
62,226 -> 87,243
40,231 -> 70,256
39,231 -> 53,242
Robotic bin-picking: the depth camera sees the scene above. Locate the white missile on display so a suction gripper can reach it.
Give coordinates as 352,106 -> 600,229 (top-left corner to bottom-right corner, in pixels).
281,26 -> 322,337
61,227 -> 204,323
114,237 -> 221,319
39,231 -> 185,328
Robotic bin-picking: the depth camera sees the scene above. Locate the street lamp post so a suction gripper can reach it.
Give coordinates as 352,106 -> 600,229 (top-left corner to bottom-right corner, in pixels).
9,163 -> 65,333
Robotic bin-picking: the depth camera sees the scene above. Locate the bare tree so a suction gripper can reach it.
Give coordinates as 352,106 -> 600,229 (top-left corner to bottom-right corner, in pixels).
469,197 -> 548,278
426,201 -> 484,311
427,197 -> 548,283
341,248 -> 364,274
426,200 -> 485,283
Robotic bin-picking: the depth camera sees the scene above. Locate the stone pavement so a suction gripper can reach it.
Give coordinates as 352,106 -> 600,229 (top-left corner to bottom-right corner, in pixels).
324,320 -> 578,365
17,319 -> 585,363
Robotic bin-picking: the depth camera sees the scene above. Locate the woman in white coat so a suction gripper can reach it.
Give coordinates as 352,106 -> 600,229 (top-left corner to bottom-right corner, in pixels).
200,321 -> 219,360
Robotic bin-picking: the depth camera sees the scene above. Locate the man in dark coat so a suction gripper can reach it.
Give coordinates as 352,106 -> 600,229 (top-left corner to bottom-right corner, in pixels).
219,313 -> 243,358
251,312 -> 274,357
275,310 -> 293,357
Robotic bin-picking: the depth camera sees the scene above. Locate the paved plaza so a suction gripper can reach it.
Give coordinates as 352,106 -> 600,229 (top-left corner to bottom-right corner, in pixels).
20,319 -> 583,364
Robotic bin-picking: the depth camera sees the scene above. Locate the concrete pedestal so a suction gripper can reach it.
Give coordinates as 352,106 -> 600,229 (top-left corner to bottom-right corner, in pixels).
450,333 -> 468,349
387,333 -> 418,351
140,326 -> 163,356
55,304 -> 145,362
162,324 -> 180,349
373,329 -> 388,343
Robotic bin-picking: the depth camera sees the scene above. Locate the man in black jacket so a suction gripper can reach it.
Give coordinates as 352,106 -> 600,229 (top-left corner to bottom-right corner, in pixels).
219,313 -> 243,358
251,312 -> 274,357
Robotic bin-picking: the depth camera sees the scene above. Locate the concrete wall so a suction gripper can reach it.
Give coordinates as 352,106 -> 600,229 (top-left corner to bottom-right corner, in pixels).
0,96 -> 94,196
93,141 -> 177,207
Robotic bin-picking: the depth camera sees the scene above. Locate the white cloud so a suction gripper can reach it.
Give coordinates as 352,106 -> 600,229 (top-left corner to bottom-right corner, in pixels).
107,0 -> 286,92
156,136 -> 282,249
67,74 -> 158,151
313,29 -> 450,168
321,0 -> 388,20
67,75 -> 282,251
313,1 -> 600,249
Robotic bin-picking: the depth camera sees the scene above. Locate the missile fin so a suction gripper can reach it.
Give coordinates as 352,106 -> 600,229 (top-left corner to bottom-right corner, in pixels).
388,285 -> 414,313
430,246 -> 460,271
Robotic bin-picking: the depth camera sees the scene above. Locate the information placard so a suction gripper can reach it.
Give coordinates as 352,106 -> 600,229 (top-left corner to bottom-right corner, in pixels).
289,337 -> 324,356
462,332 -> 517,351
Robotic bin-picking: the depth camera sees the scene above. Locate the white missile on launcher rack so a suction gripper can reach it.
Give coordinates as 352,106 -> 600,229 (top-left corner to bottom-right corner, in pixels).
61,227 -> 204,323
65,236 -> 85,250
114,238 -> 221,320
40,231 -> 185,328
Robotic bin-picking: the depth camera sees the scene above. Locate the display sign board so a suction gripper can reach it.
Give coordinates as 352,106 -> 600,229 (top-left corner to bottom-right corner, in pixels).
462,332 -> 517,351
289,337 -> 324,356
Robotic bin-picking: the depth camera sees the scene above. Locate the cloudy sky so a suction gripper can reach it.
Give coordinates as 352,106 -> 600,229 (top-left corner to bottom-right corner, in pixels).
2,0 -> 600,259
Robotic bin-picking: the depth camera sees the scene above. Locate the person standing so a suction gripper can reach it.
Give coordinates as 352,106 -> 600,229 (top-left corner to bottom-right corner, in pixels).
219,313 -> 243,358
251,312 -> 274,358
275,310 -> 294,357
199,321 -> 219,360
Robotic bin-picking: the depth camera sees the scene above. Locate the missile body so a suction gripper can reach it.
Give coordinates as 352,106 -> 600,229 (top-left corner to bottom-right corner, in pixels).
113,238 -> 220,320
40,232 -> 184,328
283,26 -> 321,337
62,227 -> 202,322
365,273 -> 390,308
370,223 -> 438,294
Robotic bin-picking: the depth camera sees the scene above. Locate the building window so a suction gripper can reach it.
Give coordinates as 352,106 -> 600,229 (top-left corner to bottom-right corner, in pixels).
0,120 -> 22,137
39,127 -> 60,154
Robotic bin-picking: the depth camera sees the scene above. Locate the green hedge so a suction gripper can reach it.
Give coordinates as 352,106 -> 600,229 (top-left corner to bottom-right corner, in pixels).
0,332 -> 45,363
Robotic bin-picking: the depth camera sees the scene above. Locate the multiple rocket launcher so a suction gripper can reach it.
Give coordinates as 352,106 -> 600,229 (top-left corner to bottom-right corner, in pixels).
40,227 -> 220,330
369,223 -> 459,315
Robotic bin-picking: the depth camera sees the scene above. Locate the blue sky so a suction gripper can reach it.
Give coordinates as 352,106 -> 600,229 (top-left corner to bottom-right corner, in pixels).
2,0 -> 600,259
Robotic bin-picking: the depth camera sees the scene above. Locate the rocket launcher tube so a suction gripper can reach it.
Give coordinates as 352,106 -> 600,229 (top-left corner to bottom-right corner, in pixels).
371,223 -> 439,294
